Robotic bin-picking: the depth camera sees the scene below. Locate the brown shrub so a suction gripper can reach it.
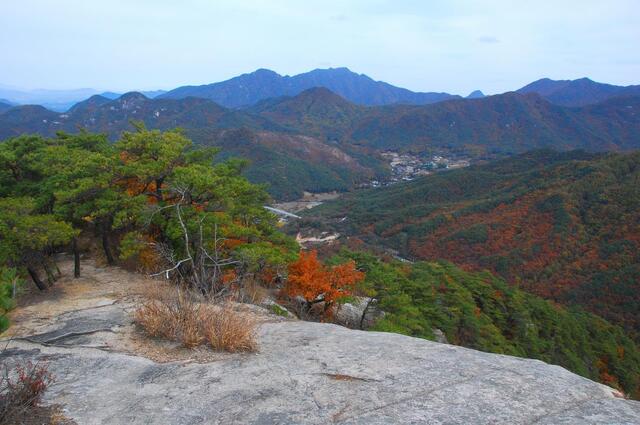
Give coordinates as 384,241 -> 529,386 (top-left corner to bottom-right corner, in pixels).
201,305 -> 258,353
134,285 -> 204,347
176,297 -> 204,348
134,298 -> 173,339
0,361 -> 53,425
133,284 -> 176,339
134,284 -> 257,352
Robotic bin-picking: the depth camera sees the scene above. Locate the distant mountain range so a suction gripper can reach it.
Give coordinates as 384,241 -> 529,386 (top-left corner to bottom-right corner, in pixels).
0,87 -> 166,112
159,67 -> 461,107
1,69 -> 638,112
1,86 -> 639,199
0,87 -> 100,112
5,87 -> 639,154
158,69 -> 640,109
517,77 -> 640,107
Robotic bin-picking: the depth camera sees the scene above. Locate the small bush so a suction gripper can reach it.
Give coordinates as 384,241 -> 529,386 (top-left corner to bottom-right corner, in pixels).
202,305 -> 258,353
134,285 -> 204,348
133,299 -> 172,339
134,284 -> 257,352
0,361 -> 53,425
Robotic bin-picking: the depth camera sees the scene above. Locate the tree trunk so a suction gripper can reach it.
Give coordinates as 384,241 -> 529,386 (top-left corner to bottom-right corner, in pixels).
102,228 -> 114,265
54,259 -> 62,278
27,267 -> 47,291
43,262 -> 55,286
155,177 -> 164,200
72,237 -> 81,278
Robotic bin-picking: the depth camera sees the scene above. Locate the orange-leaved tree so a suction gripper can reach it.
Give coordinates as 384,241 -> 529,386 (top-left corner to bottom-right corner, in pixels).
285,250 -> 364,318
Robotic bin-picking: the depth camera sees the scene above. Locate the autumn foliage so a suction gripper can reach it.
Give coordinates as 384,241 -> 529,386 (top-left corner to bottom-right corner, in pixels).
307,150 -> 640,335
0,361 -> 53,424
284,250 -> 364,317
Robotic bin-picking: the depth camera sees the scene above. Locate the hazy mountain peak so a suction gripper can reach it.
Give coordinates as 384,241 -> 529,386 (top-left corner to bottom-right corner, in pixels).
517,78 -> 571,96
307,66 -> 354,75
466,90 -> 485,99
252,68 -> 278,74
244,68 -> 282,79
68,94 -> 111,113
118,91 -> 148,101
295,86 -> 347,99
251,86 -> 356,117
86,94 -> 110,102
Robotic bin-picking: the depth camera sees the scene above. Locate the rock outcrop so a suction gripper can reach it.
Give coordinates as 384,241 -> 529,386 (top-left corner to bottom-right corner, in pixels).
4,320 -> 640,424
333,297 -> 385,329
2,260 -> 640,424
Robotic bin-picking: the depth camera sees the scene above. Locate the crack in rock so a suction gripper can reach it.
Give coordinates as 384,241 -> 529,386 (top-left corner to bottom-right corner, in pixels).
16,327 -> 117,346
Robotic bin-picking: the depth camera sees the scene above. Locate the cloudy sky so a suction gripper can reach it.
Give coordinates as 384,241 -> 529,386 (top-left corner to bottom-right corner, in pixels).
1,0 -> 638,95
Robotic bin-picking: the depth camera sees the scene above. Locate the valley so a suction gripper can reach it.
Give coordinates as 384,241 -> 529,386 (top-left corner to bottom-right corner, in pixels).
273,151 -> 471,210
292,150 -> 640,336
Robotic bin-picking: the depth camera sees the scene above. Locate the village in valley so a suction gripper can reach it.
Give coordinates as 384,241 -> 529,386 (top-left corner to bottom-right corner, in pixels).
364,151 -> 471,188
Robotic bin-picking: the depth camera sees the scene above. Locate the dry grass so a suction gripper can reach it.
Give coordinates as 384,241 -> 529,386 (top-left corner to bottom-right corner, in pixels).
202,305 -> 258,353
134,283 -> 257,352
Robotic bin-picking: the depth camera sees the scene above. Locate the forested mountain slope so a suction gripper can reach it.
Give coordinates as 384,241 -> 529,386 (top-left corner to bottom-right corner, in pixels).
344,93 -> 640,153
239,89 -> 640,154
244,89 -> 640,153
301,150 -> 640,334
247,87 -> 365,139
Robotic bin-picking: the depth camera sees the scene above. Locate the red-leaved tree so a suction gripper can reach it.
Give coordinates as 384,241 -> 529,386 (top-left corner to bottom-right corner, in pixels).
285,250 -> 364,318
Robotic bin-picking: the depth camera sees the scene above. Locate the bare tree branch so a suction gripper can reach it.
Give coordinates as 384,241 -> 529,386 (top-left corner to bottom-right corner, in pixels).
149,257 -> 192,278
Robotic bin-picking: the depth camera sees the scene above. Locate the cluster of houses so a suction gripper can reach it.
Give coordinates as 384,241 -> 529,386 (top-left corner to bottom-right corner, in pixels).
365,152 -> 470,188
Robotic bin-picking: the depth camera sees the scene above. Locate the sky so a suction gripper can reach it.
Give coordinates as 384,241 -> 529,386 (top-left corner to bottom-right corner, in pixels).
1,0 -> 638,95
